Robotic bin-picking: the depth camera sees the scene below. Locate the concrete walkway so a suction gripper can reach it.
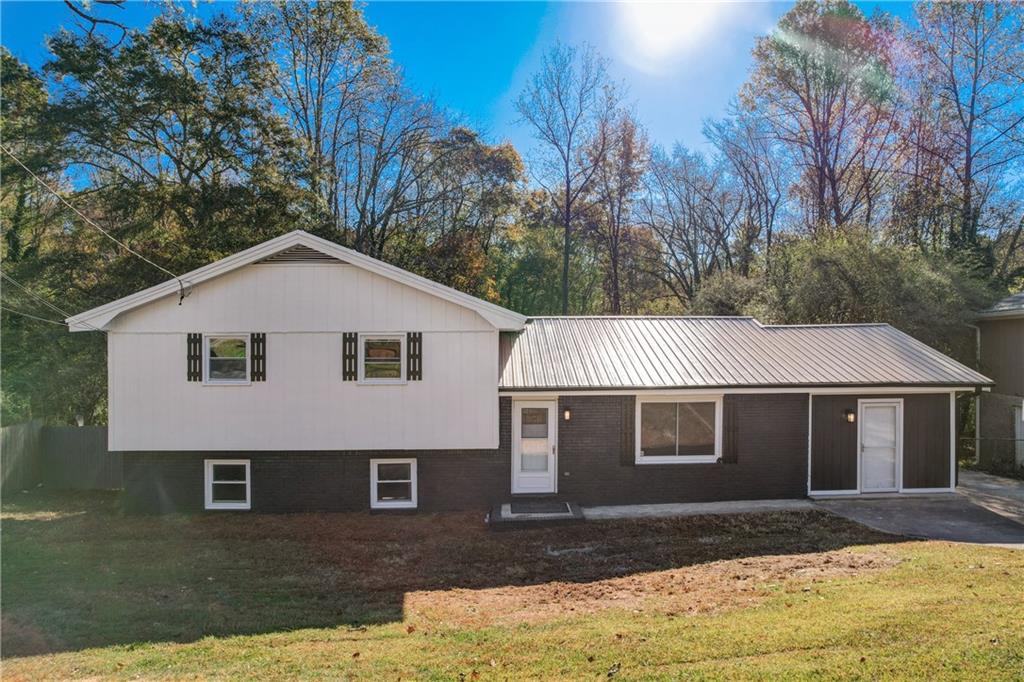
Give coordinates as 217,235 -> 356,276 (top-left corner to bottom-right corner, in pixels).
582,498 -> 814,520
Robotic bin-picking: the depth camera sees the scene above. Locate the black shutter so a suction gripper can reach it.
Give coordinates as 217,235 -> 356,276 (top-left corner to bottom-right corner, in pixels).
187,333 -> 202,381
620,395 -> 635,466
407,332 -> 422,380
250,333 -> 266,382
721,396 -> 738,464
342,333 -> 358,381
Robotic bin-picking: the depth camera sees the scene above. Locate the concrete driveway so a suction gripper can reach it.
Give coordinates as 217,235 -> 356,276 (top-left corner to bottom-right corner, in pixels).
817,471 -> 1024,548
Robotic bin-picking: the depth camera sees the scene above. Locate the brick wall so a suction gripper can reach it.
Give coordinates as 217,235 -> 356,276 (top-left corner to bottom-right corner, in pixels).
122,394 -> 812,513
554,394 -> 809,505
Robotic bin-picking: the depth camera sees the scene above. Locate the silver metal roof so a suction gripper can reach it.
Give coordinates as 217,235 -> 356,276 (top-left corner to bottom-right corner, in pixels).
978,292 -> 1024,319
498,317 -> 992,390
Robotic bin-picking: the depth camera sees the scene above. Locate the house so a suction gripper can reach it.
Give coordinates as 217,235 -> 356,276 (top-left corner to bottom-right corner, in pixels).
976,293 -> 1024,473
68,231 -> 993,514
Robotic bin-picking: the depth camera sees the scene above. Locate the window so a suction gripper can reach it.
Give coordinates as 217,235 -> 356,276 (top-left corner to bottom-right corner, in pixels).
636,396 -> 722,464
204,459 -> 251,510
359,334 -> 405,383
370,458 -> 417,509
205,335 -> 248,384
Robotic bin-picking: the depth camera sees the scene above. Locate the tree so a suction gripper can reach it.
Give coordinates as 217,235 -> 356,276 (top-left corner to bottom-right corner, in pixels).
744,0 -> 900,232
516,43 -> 618,314
586,110 -> 649,313
914,2 -> 1024,250
639,146 -> 740,305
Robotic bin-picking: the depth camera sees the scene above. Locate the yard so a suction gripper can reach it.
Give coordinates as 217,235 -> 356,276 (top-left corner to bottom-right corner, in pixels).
2,492 -> 1022,680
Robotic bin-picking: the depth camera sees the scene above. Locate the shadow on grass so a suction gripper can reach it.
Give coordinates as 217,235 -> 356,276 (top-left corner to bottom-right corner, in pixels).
1,490 -> 904,657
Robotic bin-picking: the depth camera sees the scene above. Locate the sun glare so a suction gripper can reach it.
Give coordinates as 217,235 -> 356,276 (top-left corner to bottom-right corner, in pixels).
614,1 -> 733,73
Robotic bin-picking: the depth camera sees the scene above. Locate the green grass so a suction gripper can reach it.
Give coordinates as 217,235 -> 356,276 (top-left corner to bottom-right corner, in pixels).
2,491 -> 1023,680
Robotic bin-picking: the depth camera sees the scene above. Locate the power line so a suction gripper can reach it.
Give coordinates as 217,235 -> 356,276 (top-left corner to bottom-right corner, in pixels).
0,271 -> 106,334
0,144 -> 190,304
0,305 -> 68,327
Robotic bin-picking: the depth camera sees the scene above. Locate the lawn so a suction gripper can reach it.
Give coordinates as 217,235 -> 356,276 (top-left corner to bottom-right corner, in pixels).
2,492 -> 1022,680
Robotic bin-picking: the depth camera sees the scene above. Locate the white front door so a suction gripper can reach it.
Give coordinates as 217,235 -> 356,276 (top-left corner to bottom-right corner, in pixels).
512,400 -> 557,494
860,400 -> 901,492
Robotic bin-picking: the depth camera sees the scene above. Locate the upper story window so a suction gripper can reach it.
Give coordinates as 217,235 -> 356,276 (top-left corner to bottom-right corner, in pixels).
359,334 -> 405,384
205,335 -> 248,384
636,396 -> 722,464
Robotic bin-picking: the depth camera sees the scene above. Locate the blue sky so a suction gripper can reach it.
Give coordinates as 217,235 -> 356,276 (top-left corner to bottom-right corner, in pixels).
1,1 -> 915,153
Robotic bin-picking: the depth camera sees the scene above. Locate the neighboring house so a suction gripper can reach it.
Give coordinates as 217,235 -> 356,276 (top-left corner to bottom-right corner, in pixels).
976,292 -> 1024,473
68,231 -> 993,514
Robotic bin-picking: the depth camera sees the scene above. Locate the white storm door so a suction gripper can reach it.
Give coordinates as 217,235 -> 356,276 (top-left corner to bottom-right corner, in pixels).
512,401 -> 557,494
859,400 -> 901,492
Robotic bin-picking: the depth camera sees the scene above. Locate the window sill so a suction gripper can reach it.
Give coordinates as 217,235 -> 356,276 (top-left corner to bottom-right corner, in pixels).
370,501 -> 417,510
205,503 -> 251,511
357,380 -> 408,386
635,455 -> 720,465
202,380 -> 251,386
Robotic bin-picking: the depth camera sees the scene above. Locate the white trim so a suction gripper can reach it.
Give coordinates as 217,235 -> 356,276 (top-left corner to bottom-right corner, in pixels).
950,390 -> 957,489
369,458 -> 417,509
66,230 -> 527,332
499,386 -> 980,398
204,459 -> 251,510
858,398 -> 903,493
511,400 -> 558,494
203,334 -> 250,385
635,395 -> 723,465
357,333 -> 406,385
806,394 -> 813,495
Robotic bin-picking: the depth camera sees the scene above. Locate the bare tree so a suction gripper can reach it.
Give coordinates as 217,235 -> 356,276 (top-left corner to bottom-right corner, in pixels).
915,1 -> 1024,248
516,43 -> 618,314
587,110 -> 649,313
705,108 -> 787,274
744,0 -> 900,233
639,147 -> 741,304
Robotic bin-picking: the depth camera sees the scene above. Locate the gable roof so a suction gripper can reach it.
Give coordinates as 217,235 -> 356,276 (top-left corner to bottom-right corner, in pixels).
67,230 -> 527,331
977,291 -> 1024,320
498,317 -> 992,390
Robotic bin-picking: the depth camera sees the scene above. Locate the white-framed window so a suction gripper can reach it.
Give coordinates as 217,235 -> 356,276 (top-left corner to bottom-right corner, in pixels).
370,458 -> 417,509
635,395 -> 723,464
358,333 -> 406,384
204,459 -> 251,510
204,335 -> 249,384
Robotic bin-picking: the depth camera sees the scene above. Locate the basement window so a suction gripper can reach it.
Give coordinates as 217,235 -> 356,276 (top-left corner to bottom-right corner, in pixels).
370,458 -> 417,509
204,459 -> 251,510
636,396 -> 722,464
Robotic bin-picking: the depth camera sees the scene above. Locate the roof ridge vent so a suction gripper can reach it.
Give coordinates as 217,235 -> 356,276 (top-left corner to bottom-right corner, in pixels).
256,244 -> 345,264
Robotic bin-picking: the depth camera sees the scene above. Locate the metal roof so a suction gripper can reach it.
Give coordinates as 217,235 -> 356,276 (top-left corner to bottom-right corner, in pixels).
498,317 -> 992,390
977,291 -> 1024,319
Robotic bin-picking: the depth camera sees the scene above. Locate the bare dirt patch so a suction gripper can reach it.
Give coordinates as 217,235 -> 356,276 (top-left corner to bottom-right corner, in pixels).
404,547 -> 897,627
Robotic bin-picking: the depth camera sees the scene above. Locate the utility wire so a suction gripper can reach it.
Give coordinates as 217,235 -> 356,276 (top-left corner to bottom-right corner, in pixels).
0,144 -> 190,304
0,271 -> 106,334
0,305 -> 69,327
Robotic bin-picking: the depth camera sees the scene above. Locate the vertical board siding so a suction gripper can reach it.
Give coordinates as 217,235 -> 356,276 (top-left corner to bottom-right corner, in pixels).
810,396 -> 859,491
810,393 -> 951,492
108,330 -> 499,451
901,394 -> 951,489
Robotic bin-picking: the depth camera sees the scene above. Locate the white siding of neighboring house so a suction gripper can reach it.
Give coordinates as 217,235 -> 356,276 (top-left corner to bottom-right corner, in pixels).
106,262 -> 499,451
